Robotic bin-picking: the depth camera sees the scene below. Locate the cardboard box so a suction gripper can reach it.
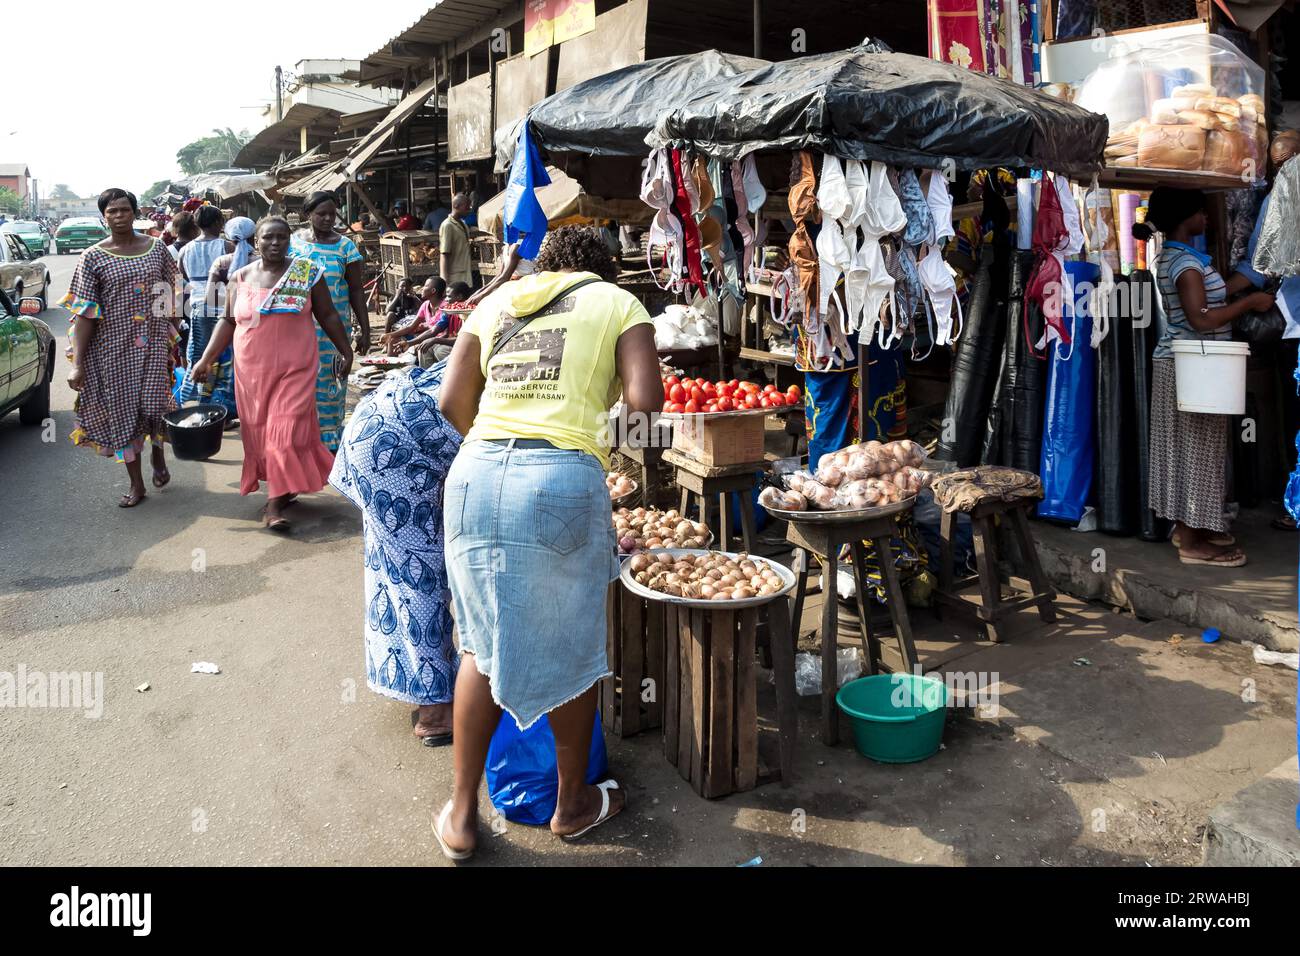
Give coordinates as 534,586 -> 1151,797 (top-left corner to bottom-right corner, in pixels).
671,414 -> 765,466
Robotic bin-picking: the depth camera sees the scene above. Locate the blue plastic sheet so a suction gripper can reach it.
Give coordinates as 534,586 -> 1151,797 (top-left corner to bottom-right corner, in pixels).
503,125 -> 551,261
486,711 -> 607,826
1038,261 -> 1099,523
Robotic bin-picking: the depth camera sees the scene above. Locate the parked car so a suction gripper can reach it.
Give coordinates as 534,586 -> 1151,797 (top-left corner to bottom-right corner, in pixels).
52,216 -> 107,255
0,219 -> 51,256
0,231 -> 53,308
0,287 -> 56,426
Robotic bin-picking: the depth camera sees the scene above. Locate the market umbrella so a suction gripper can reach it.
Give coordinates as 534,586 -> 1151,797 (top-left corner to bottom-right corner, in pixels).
649,42 -> 1109,177
495,49 -> 767,168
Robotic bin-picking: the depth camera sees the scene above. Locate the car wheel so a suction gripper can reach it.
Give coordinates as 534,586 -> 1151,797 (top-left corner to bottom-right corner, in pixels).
38,273 -> 51,310
18,347 -> 53,426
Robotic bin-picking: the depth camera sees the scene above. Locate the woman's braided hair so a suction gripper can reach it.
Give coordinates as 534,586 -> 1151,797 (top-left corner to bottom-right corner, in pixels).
534,225 -> 617,282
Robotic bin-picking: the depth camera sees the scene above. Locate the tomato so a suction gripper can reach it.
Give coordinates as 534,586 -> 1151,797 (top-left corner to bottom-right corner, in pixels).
763,384 -> 778,393
668,402 -> 685,414
669,384 -> 686,404
705,401 -> 718,413
786,385 -> 802,402
684,399 -> 700,414
663,383 -> 674,400
768,394 -> 784,407
665,375 -> 680,388
740,381 -> 760,394
662,401 -> 672,412
689,386 -> 705,404
702,381 -> 717,398
717,382 -> 734,399
760,396 -> 772,408
728,379 -> 740,391
714,396 -> 732,411
743,392 -> 760,409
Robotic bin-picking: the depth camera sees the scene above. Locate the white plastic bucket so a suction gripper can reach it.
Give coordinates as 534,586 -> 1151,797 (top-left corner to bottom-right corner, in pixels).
1171,339 -> 1249,415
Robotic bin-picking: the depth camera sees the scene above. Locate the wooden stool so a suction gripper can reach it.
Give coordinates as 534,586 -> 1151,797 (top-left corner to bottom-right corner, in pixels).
663,449 -> 762,554
662,597 -> 798,797
600,581 -> 665,738
785,515 -> 919,746
934,499 -> 1057,642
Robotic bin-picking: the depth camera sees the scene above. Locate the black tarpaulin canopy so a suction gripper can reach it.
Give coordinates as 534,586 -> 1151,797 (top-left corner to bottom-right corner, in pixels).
649,43 -> 1109,177
497,49 -> 767,168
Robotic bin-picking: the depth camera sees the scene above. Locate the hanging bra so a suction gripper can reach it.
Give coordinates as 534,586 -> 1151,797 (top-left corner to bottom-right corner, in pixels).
640,148 -> 674,210
925,170 -> 956,245
818,154 -> 853,223
896,169 -> 934,248
918,243 -> 963,353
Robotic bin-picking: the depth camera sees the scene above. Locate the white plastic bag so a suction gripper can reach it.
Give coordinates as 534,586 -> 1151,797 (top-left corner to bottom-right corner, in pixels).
793,649 -> 864,696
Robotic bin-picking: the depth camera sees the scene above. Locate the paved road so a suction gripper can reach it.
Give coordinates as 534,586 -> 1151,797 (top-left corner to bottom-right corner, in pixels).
4,254 -> 1286,868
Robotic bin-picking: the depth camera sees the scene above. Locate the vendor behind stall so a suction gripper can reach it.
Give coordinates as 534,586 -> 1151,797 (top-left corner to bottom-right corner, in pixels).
1135,187 -> 1275,567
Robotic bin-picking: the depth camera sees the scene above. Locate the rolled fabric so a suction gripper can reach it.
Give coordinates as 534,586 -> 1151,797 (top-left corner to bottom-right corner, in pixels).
1117,192 -> 1141,274
1016,178 -> 1035,250
936,239 -> 1007,467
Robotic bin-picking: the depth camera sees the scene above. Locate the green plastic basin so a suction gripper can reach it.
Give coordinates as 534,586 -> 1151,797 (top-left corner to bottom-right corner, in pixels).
835,674 -> 948,763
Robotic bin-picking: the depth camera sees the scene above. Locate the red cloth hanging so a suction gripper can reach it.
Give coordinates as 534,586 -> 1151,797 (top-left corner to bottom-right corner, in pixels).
1024,179 -> 1070,356
670,149 -> 705,294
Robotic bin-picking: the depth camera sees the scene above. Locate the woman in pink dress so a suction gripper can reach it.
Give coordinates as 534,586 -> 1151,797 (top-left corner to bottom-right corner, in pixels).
192,216 -> 354,531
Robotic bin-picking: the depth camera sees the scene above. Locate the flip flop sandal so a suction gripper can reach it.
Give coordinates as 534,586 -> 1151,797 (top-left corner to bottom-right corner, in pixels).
1270,516 -> 1298,532
118,490 -> 146,508
433,801 -> 473,861
1171,531 -> 1235,548
265,517 -> 292,533
419,733 -> 454,748
1178,549 -> 1247,568
151,468 -> 171,489
560,779 -> 623,842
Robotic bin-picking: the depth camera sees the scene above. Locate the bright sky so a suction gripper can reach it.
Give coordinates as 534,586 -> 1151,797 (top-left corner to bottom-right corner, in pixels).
5,0 -> 435,199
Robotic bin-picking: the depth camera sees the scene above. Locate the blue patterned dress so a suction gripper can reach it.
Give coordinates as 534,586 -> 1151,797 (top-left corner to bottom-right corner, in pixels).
329,365 -> 462,706
289,230 -> 363,451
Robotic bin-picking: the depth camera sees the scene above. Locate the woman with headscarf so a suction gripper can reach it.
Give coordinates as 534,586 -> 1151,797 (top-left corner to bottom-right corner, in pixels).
1135,188 -> 1275,567
191,216 -> 352,531
178,206 -> 237,422
290,191 -> 372,451
61,188 -> 181,507
329,362 -> 461,746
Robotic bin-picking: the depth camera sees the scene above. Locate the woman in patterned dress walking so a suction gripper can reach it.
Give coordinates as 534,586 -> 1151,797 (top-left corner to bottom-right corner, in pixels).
62,188 -> 181,508
191,217 -> 353,531
289,191 -> 372,452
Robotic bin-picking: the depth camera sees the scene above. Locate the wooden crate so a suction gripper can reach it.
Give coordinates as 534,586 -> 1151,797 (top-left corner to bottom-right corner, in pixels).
379,230 -> 440,293
663,605 -> 761,799
599,581 -> 665,738
671,414 -> 765,467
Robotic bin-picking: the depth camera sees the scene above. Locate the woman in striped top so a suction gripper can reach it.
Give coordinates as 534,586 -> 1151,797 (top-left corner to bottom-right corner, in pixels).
1136,188 -> 1275,567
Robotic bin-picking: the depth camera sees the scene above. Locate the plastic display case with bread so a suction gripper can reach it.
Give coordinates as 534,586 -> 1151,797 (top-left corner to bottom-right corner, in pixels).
1077,35 -> 1266,183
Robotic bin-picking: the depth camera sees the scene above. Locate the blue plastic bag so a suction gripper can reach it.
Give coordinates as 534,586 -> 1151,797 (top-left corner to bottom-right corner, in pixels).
1038,261 -> 1098,523
486,711 -> 608,825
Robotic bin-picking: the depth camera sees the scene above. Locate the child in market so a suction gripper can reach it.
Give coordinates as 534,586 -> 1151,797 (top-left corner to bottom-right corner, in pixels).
408,281 -> 473,366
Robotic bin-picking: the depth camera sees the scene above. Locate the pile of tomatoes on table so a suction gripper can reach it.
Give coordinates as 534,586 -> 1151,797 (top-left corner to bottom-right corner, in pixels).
660,375 -> 803,414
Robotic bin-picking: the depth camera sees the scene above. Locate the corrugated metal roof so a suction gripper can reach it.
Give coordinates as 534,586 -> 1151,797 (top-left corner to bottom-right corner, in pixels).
0,163 -> 31,177
281,74 -> 441,197
235,104 -> 343,168
358,0 -> 520,85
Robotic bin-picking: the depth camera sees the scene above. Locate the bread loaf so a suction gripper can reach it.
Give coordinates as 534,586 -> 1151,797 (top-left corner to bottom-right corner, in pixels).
1195,96 -> 1241,118
1176,110 -> 1223,131
1172,83 -> 1215,99
1203,130 -> 1252,177
1138,124 -> 1207,170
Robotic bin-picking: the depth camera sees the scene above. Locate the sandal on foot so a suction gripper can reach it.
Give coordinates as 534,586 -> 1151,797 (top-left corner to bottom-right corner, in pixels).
433,801 -> 473,861
151,468 -> 170,489
419,732 -> 453,748
1178,548 -> 1247,568
560,780 -> 623,842
118,490 -> 146,508
1270,516 -> 1297,532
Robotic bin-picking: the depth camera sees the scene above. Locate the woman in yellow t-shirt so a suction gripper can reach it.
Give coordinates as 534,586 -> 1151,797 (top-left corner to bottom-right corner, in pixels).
434,227 -> 662,857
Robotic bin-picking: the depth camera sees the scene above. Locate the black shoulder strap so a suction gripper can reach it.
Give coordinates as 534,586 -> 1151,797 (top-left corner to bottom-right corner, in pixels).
487,276 -> 602,362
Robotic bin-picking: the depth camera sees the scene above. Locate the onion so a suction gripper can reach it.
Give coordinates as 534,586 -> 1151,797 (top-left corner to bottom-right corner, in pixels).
619,536 -> 638,552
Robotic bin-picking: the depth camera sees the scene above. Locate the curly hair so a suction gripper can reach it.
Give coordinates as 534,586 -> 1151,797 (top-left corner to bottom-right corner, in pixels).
534,225 -> 617,282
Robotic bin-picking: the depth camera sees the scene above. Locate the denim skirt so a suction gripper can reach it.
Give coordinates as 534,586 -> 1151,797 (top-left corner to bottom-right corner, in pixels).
444,439 -> 619,729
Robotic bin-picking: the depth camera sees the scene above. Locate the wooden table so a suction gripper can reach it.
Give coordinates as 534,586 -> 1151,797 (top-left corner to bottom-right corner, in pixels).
785,513 -> 920,746
660,595 -> 798,796
662,449 -> 765,554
